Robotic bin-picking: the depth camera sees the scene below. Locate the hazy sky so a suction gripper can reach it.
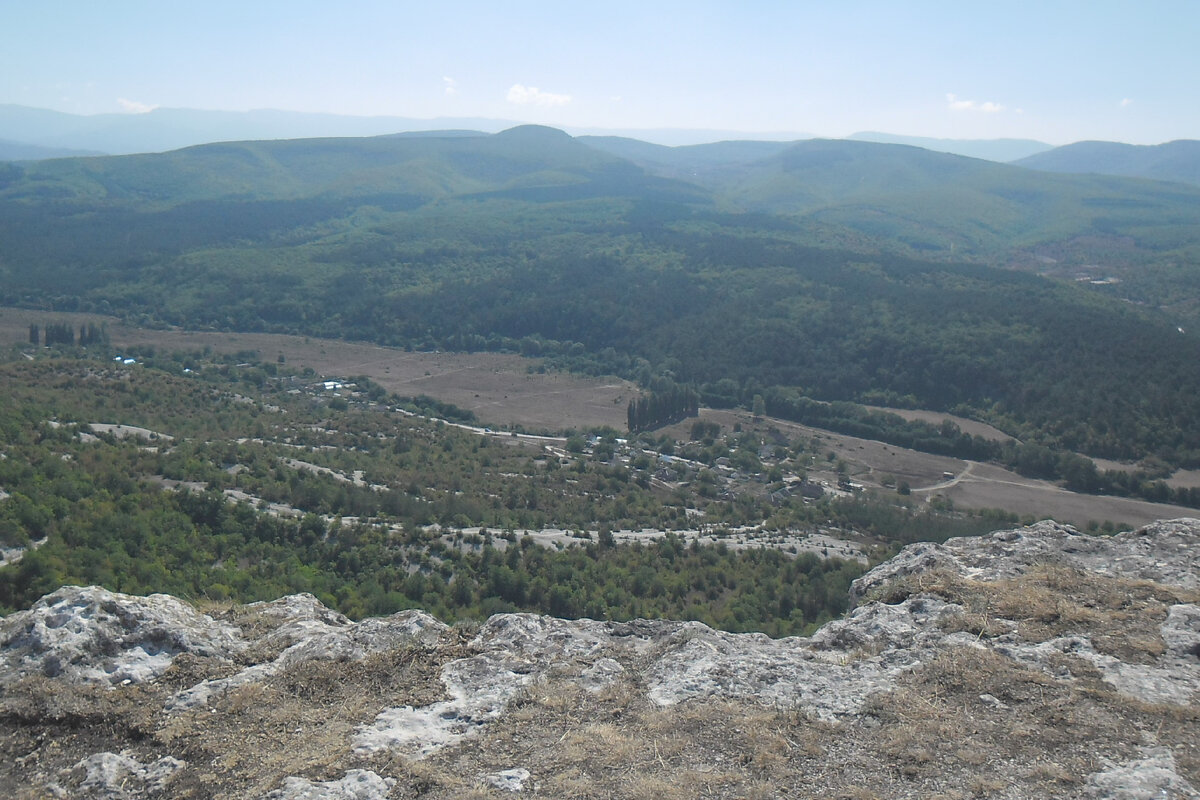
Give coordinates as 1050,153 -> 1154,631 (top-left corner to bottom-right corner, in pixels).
5,1 -> 1197,144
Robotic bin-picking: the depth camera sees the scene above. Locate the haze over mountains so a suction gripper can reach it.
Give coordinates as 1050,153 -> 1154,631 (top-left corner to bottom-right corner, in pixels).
5,103 -> 1200,189
846,131 -> 1053,162
1015,139 -> 1200,186
0,104 -> 817,157
5,102 -> 1200,188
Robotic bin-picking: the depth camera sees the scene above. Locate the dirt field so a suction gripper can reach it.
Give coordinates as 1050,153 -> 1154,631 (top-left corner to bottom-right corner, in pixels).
7,308 -> 1198,528
863,405 -> 1014,442
665,408 -> 1198,528
1090,456 -> 1142,474
1166,468 -> 1200,489
0,308 -> 632,432
934,460 -> 1196,528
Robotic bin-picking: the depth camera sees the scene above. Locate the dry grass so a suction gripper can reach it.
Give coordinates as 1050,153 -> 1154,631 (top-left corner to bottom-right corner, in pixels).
878,564 -> 1197,663
4,563 -> 1198,799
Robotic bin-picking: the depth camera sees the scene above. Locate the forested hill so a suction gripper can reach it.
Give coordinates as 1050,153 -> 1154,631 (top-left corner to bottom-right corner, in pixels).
1014,139 -> 1200,186
606,138 -> 1200,258
578,136 -> 794,180
5,126 -> 1200,463
1,125 -> 701,206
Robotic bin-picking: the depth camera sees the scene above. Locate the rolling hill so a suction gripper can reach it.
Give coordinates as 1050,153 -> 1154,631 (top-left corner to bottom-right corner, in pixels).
5,126 -> 1200,464
1014,139 -> 1200,186
0,103 -> 519,156
847,131 -> 1052,162
653,138 -> 1200,258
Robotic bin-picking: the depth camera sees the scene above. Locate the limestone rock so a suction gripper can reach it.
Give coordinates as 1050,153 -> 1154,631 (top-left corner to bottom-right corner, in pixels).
483,768 -> 531,792
166,607 -> 448,712
51,751 -> 186,799
1085,747 -> 1199,799
646,596 -> 972,720
4,518 -> 1199,799
259,770 -> 395,800
0,585 -> 242,686
353,613 -> 664,757
851,518 -> 1200,602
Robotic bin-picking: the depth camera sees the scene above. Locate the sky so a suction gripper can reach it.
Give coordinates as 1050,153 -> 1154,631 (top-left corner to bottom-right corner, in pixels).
4,0 -> 1198,145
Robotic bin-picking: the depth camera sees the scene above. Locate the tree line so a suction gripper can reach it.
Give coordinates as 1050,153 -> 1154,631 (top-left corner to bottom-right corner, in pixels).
627,380 -> 699,432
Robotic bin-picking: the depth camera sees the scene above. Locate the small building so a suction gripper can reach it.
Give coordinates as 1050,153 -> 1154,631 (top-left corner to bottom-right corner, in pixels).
798,480 -> 825,499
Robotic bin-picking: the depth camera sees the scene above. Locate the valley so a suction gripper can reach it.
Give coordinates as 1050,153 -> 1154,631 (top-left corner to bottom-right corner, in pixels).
0,307 -> 633,431
4,126 -> 1200,635
3,311 -> 1190,555
5,11 -> 1200,798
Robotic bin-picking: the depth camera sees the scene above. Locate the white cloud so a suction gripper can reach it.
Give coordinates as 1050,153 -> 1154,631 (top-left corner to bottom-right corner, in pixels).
946,93 -> 1004,113
443,77 -> 457,96
1120,97 -> 1133,107
507,83 -> 571,107
117,97 -> 157,114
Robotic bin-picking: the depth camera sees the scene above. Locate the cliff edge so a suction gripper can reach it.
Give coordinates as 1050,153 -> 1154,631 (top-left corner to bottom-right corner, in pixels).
2,519 -> 1197,799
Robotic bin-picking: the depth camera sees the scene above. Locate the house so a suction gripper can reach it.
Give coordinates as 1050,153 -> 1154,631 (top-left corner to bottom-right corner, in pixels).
798,480 -> 824,499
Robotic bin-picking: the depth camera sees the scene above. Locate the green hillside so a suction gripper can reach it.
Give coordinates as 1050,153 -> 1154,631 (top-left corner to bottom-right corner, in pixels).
1015,139 -> 1200,186
4,127 -> 1200,465
580,136 -> 794,180
678,139 -> 1200,257
3,125 -> 655,206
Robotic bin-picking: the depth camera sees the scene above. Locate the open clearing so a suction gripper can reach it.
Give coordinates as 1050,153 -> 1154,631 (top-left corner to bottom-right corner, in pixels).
668,408 -> 1197,528
0,308 -> 632,431
863,405 -> 1014,442
7,308 -> 1196,528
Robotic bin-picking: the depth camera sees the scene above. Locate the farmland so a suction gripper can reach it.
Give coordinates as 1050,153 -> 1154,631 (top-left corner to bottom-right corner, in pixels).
4,308 -> 1186,530
0,307 -> 632,431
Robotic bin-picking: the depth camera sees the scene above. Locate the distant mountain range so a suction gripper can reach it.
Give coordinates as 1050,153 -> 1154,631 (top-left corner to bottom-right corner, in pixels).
0,104 -> 814,156
4,104 -> 1198,188
5,124 -> 1198,264
1015,140 -> 1200,186
846,132 -> 1053,162
0,137 -> 104,161
0,104 -> 518,157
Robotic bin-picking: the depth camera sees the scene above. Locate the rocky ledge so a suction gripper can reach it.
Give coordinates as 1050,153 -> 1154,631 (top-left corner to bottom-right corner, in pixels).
2,519 -> 1198,799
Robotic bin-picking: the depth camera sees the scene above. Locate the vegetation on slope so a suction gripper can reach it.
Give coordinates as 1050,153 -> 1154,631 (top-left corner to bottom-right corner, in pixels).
1015,139 -> 1200,186
1,348 -> 1019,633
3,129 -> 1200,469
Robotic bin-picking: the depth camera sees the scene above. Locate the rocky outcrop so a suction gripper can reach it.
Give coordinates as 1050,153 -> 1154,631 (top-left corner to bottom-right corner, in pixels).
849,518 -> 1200,600
0,585 -> 242,686
3,519 -> 1198,799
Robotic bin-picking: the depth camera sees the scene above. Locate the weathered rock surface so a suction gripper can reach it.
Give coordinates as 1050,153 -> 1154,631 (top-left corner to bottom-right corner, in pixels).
259,770 -> 395,800
165,598 -> 445,713
48,751 -> 187,799
1085,747 -> 1199,799
3,519 -> 1198,799
0,585 -> 242,686
850,518 -> 1200,601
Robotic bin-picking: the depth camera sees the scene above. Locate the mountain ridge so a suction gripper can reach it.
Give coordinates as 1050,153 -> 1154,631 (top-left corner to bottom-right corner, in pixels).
1015,139 -> 1200,186
847,130 -> 1053,162
5,127 -> 1200,465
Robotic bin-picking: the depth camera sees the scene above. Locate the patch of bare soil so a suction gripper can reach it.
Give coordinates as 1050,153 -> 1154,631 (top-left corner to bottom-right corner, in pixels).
863,405 -> 1015,443
940,461 -> 1197,528
1167,469 -> 1200,490
665,408 -> 1197,528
